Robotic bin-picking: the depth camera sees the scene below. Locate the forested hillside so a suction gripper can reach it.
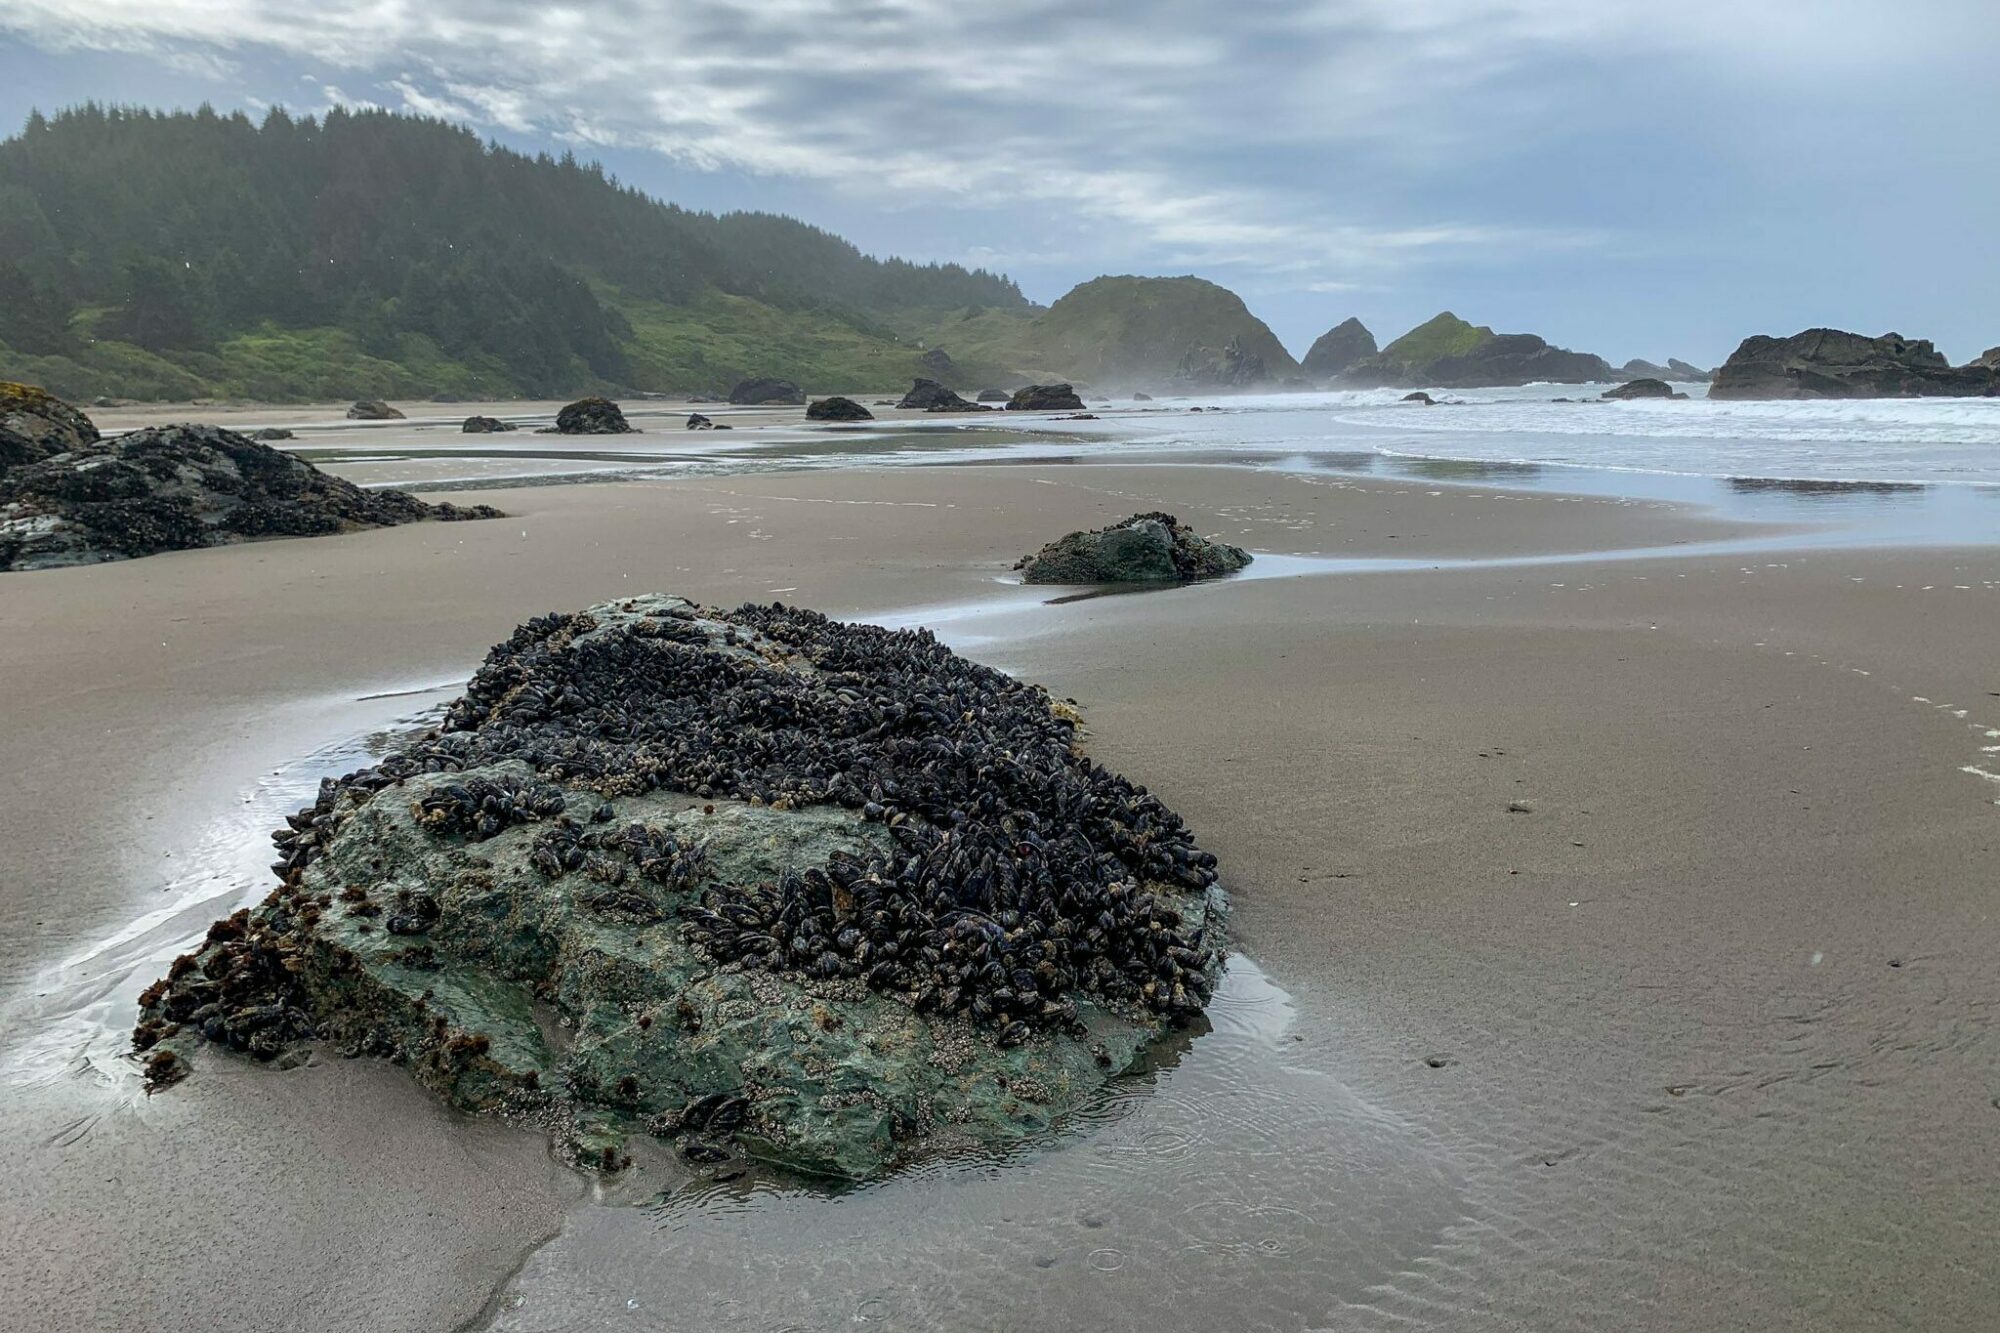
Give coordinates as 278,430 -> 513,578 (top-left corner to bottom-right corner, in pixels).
0,105 -> 1029,400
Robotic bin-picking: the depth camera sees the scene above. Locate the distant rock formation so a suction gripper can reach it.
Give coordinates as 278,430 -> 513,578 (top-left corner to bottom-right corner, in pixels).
806,396 -> 873,422
461,416 -> 515,433
919,347 -> 953,375
1027,276 -> 1302,389
1973,347 -> 2000,370
250,427 -> 295,441
896,378 -> 988,412
1603,378 -> 1686,400
1402,392 -> 1436,405
1623,357 -> 1712,383
552,398 -> 635,434
1132,391 -> 1153,402
1666,359 -> 1712,382
1,408 -> 500,572
728,378 -> 805,406
346,400 -> 404,420
1302,318 -> 1377,378
1341,313 -> 1613,388
1017,512 -> 1252,584
1006,384 -> 1086,411
1709,329 -> 2000,399
1,381 -> 99,474
1620,359 -> 1671,379
976,388 -> 1010,403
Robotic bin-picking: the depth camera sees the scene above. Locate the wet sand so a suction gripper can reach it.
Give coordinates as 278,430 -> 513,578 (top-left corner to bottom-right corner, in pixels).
3,461 -> 1997,1330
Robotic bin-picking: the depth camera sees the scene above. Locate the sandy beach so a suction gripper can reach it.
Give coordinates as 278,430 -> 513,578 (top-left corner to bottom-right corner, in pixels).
4,455 -> 1998,1330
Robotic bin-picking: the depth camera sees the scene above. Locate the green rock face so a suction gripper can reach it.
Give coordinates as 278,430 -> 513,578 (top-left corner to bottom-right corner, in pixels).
135,596 -> 1227,1179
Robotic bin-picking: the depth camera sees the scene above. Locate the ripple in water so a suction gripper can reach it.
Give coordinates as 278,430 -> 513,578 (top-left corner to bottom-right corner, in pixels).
484,958 -> 1471,1333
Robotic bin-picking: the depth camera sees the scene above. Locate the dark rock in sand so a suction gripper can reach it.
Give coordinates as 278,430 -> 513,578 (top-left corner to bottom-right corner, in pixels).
1006,383 -> 1086,412
461,416 -> 516,434
250,427 -> 296,441
0,420 -> 502,572
133,595 -> 1225,1178
1402,392 -> 1436,405
729,378 -> 806,406
551,397 -> 635,434
1017,511 -> 1251,585
346,400 -> 404,421
919,347 -> 953,375
805,396 -> 874,422
896,378 -> 987,412
975,388 -> 1010,403
1302,317 -> 1378,378
1603,378 -> 1686,401
1709,329 -> 2000,399
686,413 -> 714,430
1,381 -> 100,474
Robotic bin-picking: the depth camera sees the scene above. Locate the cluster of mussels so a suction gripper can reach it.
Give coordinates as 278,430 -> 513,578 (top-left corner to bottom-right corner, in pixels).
262,600 -> 1222,1039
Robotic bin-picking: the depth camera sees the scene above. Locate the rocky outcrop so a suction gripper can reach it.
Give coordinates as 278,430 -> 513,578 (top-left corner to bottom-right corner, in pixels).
250,427 -> 295,441
805,396 -> 874,422
1603,378 -> 1686,400
1132,391 -> 1153,402
0,419 -> 501,572
1972,347 -> 2000,370
1666,359 -> 1713,382
133,596 -> 1225,1178
1301,318 -> 1377,378
1173,335 -> 1269,389
1620,359 -> 1671,379
1402,392 -> 1436,405
1,381 -> 99,475
1017,512 -> 1252,584
1624,357 -> 1712,383
896,378 -> 987,412
1709,329 -> 2000,399
550,397 -> 635,434
975,389 -> 1010,403
1006,384 -> 1086,412
919,347 -> 953,375
346,400 -> 404,421
686,413 -> 715,430
1341,312 -> 1613,387
461,416 -> 515,434
728,378 -> 806,406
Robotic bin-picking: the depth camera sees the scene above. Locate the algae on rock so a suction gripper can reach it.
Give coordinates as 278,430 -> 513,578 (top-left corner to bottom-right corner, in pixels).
136,596 -> 1226,1179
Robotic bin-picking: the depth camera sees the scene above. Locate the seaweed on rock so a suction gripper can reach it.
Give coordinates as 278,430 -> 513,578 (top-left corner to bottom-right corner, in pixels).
136,596 -> 1227,1177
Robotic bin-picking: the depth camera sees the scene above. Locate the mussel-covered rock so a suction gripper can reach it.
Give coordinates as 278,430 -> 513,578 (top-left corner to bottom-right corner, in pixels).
805,396 -> 874,422
346,399 -> 404,420
1006,383 -> 1086,412
1,381 -> 98,475
135,596 -> 1227,1178
0,421 -> 503,572
462,415 -> 516,433
1017,512 -> 1252,585
551,397 -> 634,434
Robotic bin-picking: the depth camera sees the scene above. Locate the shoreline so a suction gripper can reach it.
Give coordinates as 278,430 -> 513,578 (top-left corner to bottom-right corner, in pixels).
4,460 -> 1999,1330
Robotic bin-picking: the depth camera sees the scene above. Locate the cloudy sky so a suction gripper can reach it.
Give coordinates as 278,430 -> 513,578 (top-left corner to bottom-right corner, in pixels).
4,1 -> 1997,365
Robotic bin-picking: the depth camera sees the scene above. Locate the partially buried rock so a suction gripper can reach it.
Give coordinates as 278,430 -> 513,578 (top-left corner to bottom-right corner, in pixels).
551,397 -> 634,435
1017,512 -> 1251,584
805,396 -> 874,422
686,413 -> 714,430
729,377 -> 806,406
1132,391 -> 1154,402
461,416 -> 516,433
1402,391 -> 1435,405
1602,378 -> 1686,401
133,595 -> 1226,1179
250,427 -> 295,441
1,381 -> 99,475
896,378 -> 988,412
346,400 -> 404,421
0,420 -> 502,572
1007,383 -> 1086,412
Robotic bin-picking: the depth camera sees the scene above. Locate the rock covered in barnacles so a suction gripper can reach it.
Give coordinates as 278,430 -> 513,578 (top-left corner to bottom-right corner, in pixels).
1,381 -> 99,475
549,397 -> 635,434
0,421 -> 504,572
135,596 -> 1227,1178
1016,512 -> 1252,584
